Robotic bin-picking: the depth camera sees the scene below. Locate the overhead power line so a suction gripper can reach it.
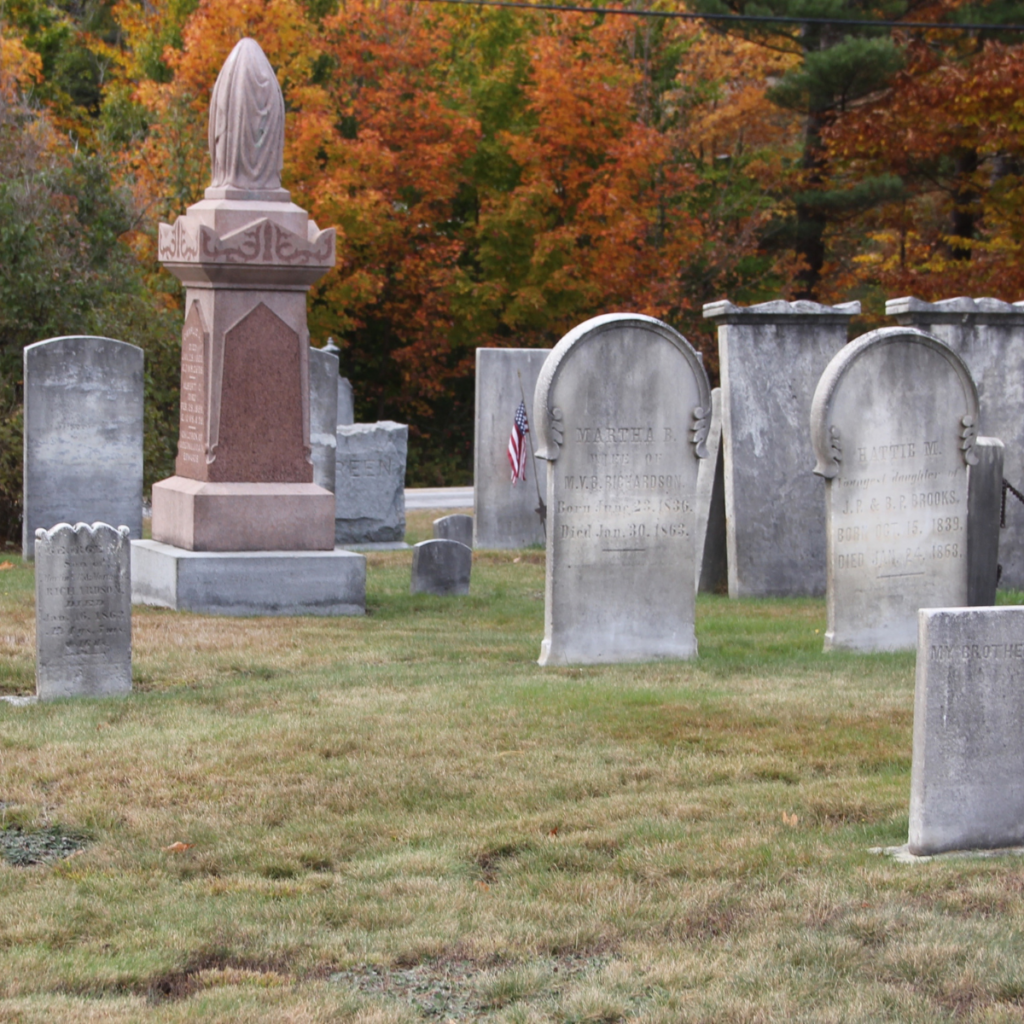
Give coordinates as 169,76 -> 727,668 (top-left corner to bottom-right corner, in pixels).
412,0 -> 1024,32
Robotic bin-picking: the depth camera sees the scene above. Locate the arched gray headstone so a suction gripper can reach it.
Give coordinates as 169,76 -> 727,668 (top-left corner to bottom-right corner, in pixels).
533,314 -> 711,665
811,327 -> 980,652
411,538 -> 471,595
23,336 -> 144,560
433,513 -> 473,548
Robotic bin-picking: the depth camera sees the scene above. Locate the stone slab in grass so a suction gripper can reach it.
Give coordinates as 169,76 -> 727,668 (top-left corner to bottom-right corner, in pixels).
909,606 -> 1024,856
35,521 -> 132,700
411,539 -> 471,596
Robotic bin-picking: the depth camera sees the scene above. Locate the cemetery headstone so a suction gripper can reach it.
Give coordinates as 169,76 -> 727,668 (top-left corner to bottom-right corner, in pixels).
967,437 -> 1003,607
309,344 -> 339,492
694,387 -> 727,593
703,300 -> 859,597
534,313 -> 711,665
22,337 -> 143,560
335,422 -> 408,545
132,37 -> 365,615
411,539 -> 472,596
910,606 -> 1024,855
433,513 -> 474,547
811,327 -> 980,652
35,522 -> 132,700
475,348 -> 551,549
888,297 -> 1024,588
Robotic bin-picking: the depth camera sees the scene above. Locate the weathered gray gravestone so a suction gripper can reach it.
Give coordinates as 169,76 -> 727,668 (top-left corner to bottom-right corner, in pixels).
888,297 -> 1024,588
35,522 -> 132,699
811,327 -> 979,652
694,387 -> 727,593
703,300 -> 859,597
474,347 -> 551,549
23,337 -> 144,560
335,422 -> 407,545
433,513 -> 473,547
411,539 -> 472,595
309,345 -> 339,492
910,607 -> 1024,855
534,314 -> 711,665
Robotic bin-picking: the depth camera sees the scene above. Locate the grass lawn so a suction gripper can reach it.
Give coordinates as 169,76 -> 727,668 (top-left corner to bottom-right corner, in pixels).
1,511 -> 1024,1022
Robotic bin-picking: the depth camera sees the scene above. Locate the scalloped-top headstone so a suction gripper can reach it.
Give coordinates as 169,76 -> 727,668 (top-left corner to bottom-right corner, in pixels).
533,314 -> 711,665
811,328 -> 980,652
35,522 -> 132,699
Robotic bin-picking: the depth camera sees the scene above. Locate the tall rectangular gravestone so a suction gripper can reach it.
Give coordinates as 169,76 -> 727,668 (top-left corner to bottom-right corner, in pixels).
888,297 -> 1024,589
474,348 -> 551,549
23,337 -> 144,560
910,607 -> 1024,855
335,422 -> 408,545
35,522 -> 132,699
811,328 -> 980,652
703,300 -> 859,597
534,314 -> 711,664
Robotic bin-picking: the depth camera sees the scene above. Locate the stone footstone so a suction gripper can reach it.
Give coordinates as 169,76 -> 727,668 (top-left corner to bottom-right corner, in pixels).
309,345 -> 340,492
910,607 -> 1024,855
433,514 -> 473,547
534,313 -> 711,665
811,327 -> 979,652
131,540 -> 365,615
474,348 -> 551,549
888,297 -> 1024,589
704,300 -> 859,597
36,522 -> 132,699
23,337 -> 144,560
335,422 -> 408,544
410,539 -> 472,596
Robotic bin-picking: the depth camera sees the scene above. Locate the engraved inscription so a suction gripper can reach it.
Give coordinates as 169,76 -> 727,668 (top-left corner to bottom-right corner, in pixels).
175,302 -> 208,478
832,434 -> 965,581
554,424 -> 694,556
931,642 -> 1024,661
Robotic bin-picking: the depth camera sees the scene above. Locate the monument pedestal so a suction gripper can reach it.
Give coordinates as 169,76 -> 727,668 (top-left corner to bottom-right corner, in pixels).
152,477 -> 335,551
131,540 -> 365,616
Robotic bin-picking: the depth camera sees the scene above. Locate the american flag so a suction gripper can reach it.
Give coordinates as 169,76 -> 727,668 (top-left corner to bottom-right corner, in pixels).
508,400 -> 529,484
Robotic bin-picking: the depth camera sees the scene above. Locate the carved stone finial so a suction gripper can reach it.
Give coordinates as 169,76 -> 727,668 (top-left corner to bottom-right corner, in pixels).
208,38 -> 285,195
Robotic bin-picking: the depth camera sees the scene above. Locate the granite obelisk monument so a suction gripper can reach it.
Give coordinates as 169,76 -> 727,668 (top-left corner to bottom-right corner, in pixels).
131,38 -> 365,615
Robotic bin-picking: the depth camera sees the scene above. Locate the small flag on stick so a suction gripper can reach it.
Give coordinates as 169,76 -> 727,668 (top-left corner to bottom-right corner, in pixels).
508,400 -> 529,484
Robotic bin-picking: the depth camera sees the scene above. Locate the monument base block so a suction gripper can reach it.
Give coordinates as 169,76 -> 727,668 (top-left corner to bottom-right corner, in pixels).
152,477 -> 335,551
131,540 -> 365,615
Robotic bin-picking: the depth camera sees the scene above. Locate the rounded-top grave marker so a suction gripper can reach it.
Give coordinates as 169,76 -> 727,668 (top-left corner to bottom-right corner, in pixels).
533,313 -> 711,665
811,326 -> 980,652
